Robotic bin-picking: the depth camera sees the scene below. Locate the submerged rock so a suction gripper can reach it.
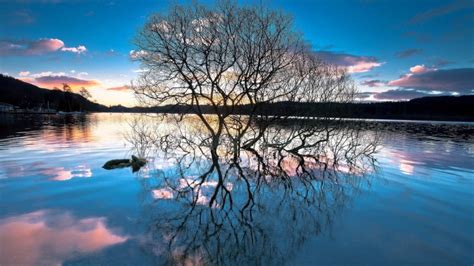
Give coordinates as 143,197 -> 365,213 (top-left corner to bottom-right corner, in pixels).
103,156 -> 147,172
131,155 -> 147,172
102,159 -> 131,169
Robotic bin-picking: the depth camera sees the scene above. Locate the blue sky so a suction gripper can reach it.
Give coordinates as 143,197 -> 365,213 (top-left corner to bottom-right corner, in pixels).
1,0 -> 473,106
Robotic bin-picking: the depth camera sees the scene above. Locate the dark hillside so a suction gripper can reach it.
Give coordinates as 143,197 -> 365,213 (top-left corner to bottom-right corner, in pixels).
0,74 -> 107,112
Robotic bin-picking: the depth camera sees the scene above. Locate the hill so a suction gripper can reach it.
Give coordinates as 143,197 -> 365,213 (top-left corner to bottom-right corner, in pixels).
0,74 -> 107,112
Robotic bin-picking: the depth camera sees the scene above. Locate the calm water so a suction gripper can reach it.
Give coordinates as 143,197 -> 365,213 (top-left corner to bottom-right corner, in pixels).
0,113 -> 473,265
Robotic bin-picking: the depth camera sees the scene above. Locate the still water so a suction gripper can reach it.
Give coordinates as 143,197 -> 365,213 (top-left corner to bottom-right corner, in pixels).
0,113 -> 473,265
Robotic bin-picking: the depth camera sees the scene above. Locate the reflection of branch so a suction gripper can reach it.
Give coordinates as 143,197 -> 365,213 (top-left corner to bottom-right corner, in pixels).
129,113 -> 378,265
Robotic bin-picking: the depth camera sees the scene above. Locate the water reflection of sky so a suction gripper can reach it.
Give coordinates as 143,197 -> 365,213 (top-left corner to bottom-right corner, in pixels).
0,210 -> 127,266
0,113 -> 473,265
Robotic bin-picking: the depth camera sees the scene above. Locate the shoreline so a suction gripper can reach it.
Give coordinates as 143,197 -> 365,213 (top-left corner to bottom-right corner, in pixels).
1,111 -> 473,124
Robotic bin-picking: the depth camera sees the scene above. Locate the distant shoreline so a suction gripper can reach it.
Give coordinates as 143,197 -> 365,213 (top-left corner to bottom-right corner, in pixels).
2,111 -> 473,124
2,75 -> 473,122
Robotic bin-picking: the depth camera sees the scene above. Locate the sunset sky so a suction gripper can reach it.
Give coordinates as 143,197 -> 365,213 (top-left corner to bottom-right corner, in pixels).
1,0 -> 473,107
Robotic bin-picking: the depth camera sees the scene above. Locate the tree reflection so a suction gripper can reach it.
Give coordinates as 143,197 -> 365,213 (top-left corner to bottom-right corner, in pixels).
129,114 -> 378,265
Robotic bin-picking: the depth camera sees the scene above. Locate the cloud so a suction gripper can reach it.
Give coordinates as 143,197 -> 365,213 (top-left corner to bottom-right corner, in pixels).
314,51 -> 382,73
355,92 -> 374,99
132,69 -> 149,73
374,89 -> 437,101
356,89 -> 445,101
388,67 -> 474,94
18,71 -> 30,77
30,71 -> 66,78
409,64 -> 429,74
395,48 -> 422,58
35,75 -> 99,88
0,38 -> 63,55
359,73 -> 379,79
61,45 -> 87,54
20,74 -> 100,90
106,85 -> 130,91
361,79 -> 386,87
129,49 -> 148,60
0,210 -> 127,266
0,38 -> 87,56
410,0 -> 474,24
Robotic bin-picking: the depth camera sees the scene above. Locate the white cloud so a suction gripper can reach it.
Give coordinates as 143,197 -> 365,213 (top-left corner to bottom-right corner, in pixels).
30,71 -> 66,78
61,45 -> 87,54
132,68 -> 149,73
129,49 -> 148,60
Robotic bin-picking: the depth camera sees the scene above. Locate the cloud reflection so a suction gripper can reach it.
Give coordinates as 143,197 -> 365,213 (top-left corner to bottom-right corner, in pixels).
0,210 -> 127,266
399,159 -> 415,175
42,165 -> 92,181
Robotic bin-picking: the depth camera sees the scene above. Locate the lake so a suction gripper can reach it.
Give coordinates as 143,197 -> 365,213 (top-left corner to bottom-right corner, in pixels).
0,113 -> 473,265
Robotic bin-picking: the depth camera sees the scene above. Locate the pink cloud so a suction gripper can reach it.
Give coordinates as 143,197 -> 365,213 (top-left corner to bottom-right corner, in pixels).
31,39 -> 64,54
106,85 -> 130,91
0,210 -> 127,266
347,61 -> 382,73
0,38 -> 87,56
409,64 -> 429,74
388,68 -> 474,94
20,74 -> 100,90
314,51 -> 382,73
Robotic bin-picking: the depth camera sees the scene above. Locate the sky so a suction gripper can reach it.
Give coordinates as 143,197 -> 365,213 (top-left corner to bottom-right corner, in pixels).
1,0 -> 473,107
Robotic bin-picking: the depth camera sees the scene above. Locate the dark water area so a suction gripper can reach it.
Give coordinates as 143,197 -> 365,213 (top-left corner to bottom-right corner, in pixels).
0,113 -> 473,265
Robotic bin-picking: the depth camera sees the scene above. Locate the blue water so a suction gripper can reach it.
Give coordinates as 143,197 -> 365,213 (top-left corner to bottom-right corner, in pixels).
0,113 -> 473,265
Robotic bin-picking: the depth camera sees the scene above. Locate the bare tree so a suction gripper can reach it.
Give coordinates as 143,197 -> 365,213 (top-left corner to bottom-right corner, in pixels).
133,0 -> 359,182
61,83 -> 72,93
78,87 -> 92,100
133,0 -> 354,121
78,87 -> 92,111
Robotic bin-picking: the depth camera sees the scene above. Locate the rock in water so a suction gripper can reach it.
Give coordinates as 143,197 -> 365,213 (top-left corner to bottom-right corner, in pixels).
131,155 -> 147,172
102,156 -> 147,172
102,159 -> 131,170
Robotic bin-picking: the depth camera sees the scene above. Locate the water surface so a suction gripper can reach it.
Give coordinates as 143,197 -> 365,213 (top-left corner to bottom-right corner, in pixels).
0,113 -> 473,265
